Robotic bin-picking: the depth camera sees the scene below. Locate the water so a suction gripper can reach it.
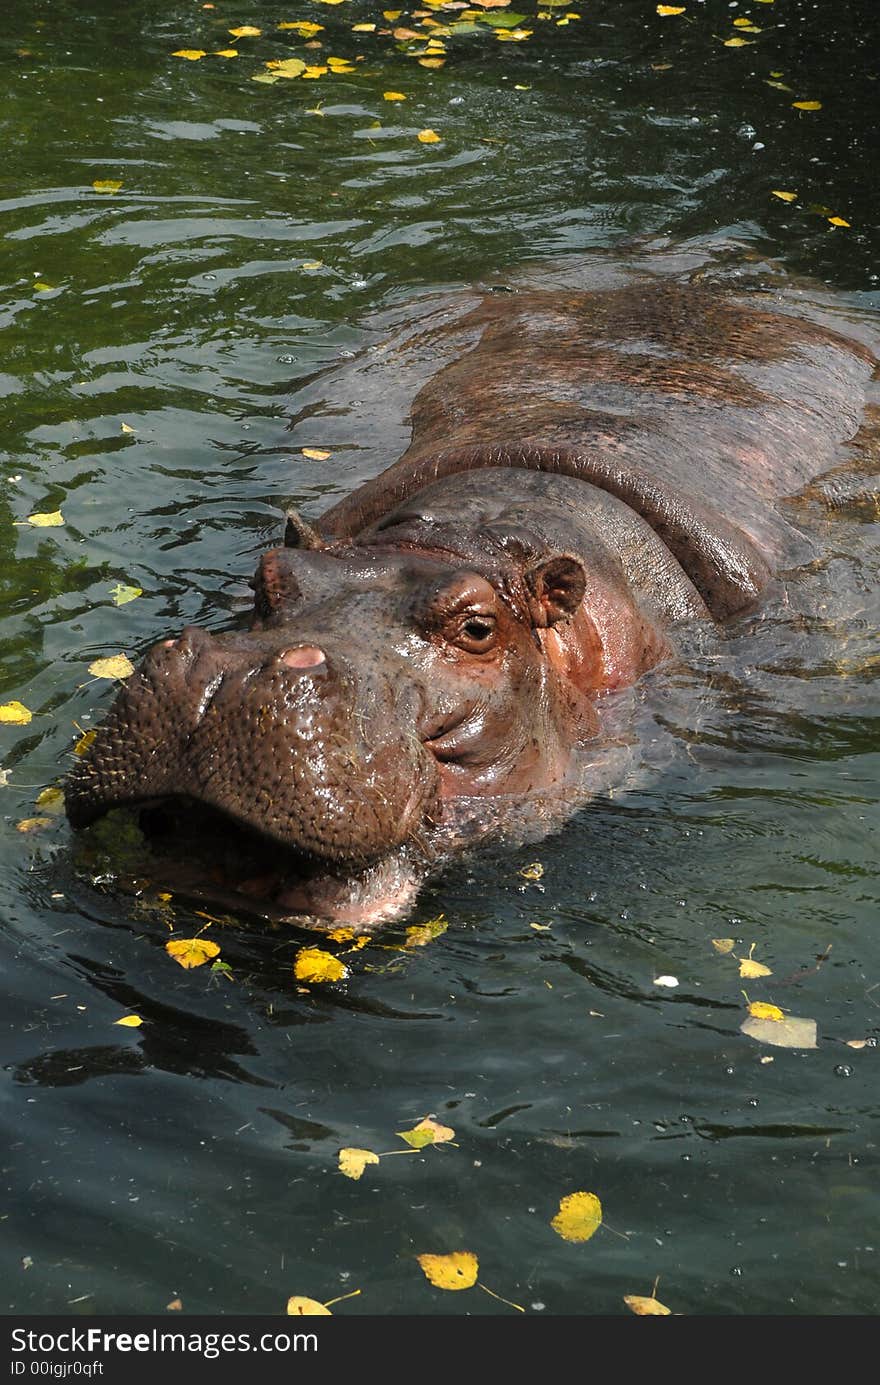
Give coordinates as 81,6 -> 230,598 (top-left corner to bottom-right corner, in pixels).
1,0 -> 878,1317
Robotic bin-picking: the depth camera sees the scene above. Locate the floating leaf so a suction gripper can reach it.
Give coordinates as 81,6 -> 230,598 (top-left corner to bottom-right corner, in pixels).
352,22 -> 377,31
765,79 -> 792,91
88,653 -> 135,680
172,49 -> 206,60
845,1039 -> 867,1050
33,282 -> 53,293
35,785 -> 64,813
287,1297 -> 332,1316
228,25 -> 261,37
302,261 -> 323,271
294,947 -> 348,983
266,57 -> 307,77
398,1117 -> 455,1148
110,583 -> 142,606
417,129 -> 441,143
404,914 -> 448,948
0,702 -> 32,726
656,4 -> 685,12
711,937 -> 736,953
0,770 -> 10,787
417,1251 -> 478,1290
739,958 -> 772,978
519,861 -> 543,881
741,1014 -> 818,1048
114,1014 -> 143,1028
338,1147 -> 381,1180
723,36 -> 753,46
301,447 -> 331,460
166,937 -> 221,969
551,1190 -> 602,1243
383,90 -> 407,100
624,1294 -> 672,1315
747,1001 -> 784,1021
120,421 -> 135,433
417,57 -> 446,66
17,817 -> 53,833
251,72 -> 279,84
27,511 -> 64,527
302,66 -> 329,78
495,28 -> 533,39
73,729 -> 97,755
92,179 -> 123,193
166,1298 -> 183,1311
213,48 -> 239,57
278,21 -> 324,33
828,216 -> 850,228
792,100 -> 822,111
771,190 -> 797,202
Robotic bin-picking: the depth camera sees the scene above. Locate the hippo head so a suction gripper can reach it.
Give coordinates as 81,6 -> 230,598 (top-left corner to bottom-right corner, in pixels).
65,515 -> 594,928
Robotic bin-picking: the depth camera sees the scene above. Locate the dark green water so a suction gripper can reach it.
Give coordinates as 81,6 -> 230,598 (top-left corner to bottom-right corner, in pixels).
1,0 -> 878,1317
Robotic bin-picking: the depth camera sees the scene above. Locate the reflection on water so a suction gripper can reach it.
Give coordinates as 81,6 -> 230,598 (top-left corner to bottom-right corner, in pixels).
1,0 -> 879,1318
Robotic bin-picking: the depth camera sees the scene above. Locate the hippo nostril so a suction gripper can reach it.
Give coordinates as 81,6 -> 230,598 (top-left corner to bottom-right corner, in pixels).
279,645 -> 327,671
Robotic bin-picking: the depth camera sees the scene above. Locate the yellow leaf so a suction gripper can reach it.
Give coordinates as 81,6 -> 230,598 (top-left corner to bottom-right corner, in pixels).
302,260 -> 323,270
114,1014 -> 143,1028
771,190 -> 798,202
417,1251 -> 478,1290
35,785 -> 64,813
417,128 -> 442,145
92,179 -> 123,193
383,9 -> 403,17
792,100 -> 822,111
739,959 -> 772,978
711,937 -> 735,953
251,72 -> 280,84
88,654 -> 135,680
228,26 -> 261,37
624,1294 -> 672,1315
735,23 -> 761,31
551,1190 -> 602,1243
828,216 -> 850,228
172,49 -> 206,60
405,914 -> 448,948
73,728 -> 96,755
302,447 -> 331,460
286,1297 -> 332,1315
166,937 -> 221,969
495,28 -> 532,39
120,421 -> 135,433
266,57 -> 307,77
294,947 -> 348,983
748,1001 -> 784,1021
33,282 -> 53,293
656,4 -> 685,12
398,1117 -> 455,1148
723,36 -> 753,45
845,1040 -> 867,1050
519,861 -> 544,880
16,817 -> 53,833
110,583 -> 142,606
27,511 -> 64,527
0,702 -> 33,726
213,48 -> 239,57
765,80 -> 792,91
338,1147 -> 381,1180
352,23 -> 377,31
278,21 -> 324,33
417,57 -> 446,66
733,15 -> 752,23
302,66 -> 329,78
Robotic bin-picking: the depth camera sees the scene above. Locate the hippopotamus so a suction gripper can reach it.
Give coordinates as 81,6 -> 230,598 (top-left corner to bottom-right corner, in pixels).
64,254 -> 880,929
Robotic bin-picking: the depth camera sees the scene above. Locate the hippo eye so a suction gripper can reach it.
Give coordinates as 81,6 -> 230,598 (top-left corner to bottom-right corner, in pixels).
452,612 -> 497,653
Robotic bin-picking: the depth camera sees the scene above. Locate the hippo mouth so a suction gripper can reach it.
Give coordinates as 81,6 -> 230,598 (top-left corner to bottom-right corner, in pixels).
115,797 -> 429,930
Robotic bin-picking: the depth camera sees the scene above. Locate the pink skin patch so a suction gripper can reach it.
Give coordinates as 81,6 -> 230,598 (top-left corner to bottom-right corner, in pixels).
280,646 -> 326,670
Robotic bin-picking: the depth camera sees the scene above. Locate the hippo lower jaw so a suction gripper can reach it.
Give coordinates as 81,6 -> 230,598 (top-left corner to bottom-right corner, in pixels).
126,799 -> 427,931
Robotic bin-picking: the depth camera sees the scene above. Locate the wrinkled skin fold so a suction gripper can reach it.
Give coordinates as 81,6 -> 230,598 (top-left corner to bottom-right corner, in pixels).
65,255 -> 880,929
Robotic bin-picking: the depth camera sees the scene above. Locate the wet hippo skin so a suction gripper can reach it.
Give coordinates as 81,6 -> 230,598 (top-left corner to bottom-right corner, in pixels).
64,263 -> 880,930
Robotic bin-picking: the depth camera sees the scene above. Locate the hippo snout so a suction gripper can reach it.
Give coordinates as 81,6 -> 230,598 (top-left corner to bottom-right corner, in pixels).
65,623 -> 439,865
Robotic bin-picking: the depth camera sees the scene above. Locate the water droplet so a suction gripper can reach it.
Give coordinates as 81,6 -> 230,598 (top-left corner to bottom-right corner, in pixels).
730,1265 -> 743,1277
277,354 -> 296,364
531,1301 -> 546,1312
834,1064 -> 854,1078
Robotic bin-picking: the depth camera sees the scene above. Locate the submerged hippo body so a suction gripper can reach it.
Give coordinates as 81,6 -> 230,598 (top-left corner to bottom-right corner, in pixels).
65,259 -> 880,928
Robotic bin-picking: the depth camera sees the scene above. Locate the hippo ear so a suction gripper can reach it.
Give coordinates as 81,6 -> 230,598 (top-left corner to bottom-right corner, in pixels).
524,554 -> 587,628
